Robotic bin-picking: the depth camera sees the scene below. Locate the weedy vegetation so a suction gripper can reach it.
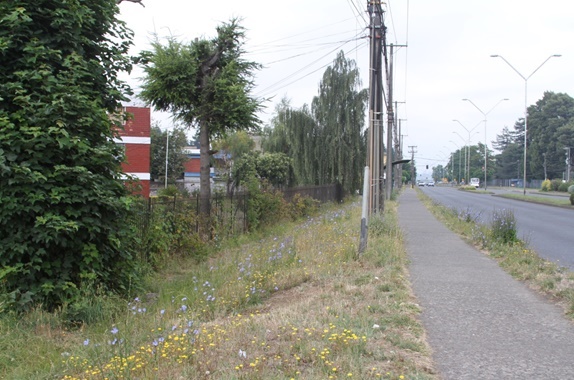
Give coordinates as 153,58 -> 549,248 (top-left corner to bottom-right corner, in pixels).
1,199 -> 437,380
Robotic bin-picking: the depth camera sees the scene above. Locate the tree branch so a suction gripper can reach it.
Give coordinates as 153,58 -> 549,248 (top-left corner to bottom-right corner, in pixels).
117,0 -> 145,7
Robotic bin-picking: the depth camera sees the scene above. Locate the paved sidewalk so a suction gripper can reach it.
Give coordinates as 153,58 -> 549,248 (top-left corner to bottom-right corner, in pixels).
398,188 -> 574,379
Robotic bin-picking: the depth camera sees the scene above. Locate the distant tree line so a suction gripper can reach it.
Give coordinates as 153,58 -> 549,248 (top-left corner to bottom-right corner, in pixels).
444,92 -> 574,182
493,92 -> 574,181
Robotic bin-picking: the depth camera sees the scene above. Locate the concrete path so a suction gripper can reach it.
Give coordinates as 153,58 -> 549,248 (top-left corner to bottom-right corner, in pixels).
398,188 -> 574,379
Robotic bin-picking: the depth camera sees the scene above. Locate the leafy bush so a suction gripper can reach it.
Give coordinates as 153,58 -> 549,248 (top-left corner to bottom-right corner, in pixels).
131,197 -> 206,268
551,179 -> 562,191
570,193 -> 574,206
541,179 -> 552,192
289,194 -> 319,220
558,181 -> 574,192
569,185 -> 574,194
0,2 -> 139,310
232,151 -> 294,188
157,185 -> 181,198
244,178 -> 289,230
490,209 -> 518,244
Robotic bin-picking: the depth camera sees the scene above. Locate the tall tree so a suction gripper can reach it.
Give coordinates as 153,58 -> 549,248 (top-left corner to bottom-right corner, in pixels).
263,51 -> 367,194
139,19 -> 261,217
311,51 -> 368,193
527,92 -> 574,179
493,120 -> 524,179
0,0 -> 137,307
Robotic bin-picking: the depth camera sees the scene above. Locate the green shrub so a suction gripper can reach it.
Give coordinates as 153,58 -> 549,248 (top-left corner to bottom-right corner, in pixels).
0,1 -> 139,311
570,193 -> 574,206
157,185 -> 181,198
541,179 -> 552,192
245,179 -> 289,230
490,209 -> 518,244
131,197 -> 206,268
568,185 -> 574,194
551,179 -> 562,191
558,181 -> 573,192
289,194 -> 319,220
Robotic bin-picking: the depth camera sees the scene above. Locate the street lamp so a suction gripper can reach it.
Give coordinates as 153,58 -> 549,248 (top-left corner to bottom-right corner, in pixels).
453,120 -> 481,183
462,98 -> 509,190
491,54 -> 561,194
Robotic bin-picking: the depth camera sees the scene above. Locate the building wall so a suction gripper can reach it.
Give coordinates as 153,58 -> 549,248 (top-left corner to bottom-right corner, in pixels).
114,106 -> 151,197
184,157 -> 201,174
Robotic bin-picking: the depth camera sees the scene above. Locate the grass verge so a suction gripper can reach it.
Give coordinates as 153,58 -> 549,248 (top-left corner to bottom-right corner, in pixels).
495,193 -> 572,208
1,198 -> 436,380
417,190 -> 574,320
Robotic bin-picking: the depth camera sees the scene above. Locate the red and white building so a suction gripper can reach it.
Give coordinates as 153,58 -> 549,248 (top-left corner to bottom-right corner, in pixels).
114,106 -> 151,197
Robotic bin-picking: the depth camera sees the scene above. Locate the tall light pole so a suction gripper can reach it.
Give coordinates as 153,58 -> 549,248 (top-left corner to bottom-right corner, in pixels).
491,54 -> 561,195
462,98 -> 509,190
453,120 -> 481,183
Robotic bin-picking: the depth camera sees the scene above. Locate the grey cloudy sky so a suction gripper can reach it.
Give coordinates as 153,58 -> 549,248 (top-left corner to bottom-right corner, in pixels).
118,0 -> 574,177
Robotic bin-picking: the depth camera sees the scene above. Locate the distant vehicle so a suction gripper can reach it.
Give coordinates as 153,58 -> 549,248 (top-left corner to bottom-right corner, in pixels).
470,178 -> 480,188
417,181 -> 425,187
427,181 -> 435,187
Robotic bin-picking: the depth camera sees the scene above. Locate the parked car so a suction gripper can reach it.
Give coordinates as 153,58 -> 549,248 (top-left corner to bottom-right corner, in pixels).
470,178 -> 480,188
417,181 -> 425,186
427,181 -> 435,187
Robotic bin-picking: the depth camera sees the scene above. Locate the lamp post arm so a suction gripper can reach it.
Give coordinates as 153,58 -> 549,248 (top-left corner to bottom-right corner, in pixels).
462,98 -> 485,117
527,55 -> 561,80
491,55 -> 526,81
485,98 -> 509,115
452,119 -> 476,134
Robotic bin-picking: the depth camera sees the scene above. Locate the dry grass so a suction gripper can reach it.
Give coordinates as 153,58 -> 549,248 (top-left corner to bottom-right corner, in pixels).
3,199 -> 437,380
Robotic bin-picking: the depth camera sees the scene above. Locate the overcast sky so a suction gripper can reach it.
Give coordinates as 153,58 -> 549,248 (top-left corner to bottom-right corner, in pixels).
118,0 -> 574,178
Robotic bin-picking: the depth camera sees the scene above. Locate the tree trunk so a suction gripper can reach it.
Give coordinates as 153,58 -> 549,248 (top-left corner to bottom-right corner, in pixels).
199,120 -> 211,218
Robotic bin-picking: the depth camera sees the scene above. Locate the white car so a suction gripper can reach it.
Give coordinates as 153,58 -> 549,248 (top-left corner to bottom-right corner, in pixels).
427,181 -> 435,187
470,178 -> 480,188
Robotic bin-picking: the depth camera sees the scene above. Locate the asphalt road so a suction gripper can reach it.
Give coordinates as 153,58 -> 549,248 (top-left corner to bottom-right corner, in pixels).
418,186 -> 574,270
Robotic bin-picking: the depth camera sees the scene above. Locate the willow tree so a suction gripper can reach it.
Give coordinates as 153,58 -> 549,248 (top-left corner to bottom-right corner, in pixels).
263,52 -> 367,194
311,51 -> 367,193
139,19 -> 261,216
263,102 -> 317,185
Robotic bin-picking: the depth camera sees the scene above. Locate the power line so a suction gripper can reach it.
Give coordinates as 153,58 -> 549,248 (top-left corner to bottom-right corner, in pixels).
257,34 -> 366,65
248,29 -> 364,54
255,37 -> 368,98
247,17 -> 359,51
346,0 -> 368,27
385,0 -> 398,45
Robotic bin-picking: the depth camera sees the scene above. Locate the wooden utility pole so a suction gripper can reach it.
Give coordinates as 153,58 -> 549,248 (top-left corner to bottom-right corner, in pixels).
408,146 -> 417,188
367,0 -> 385,214
385,43 -> 394,200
